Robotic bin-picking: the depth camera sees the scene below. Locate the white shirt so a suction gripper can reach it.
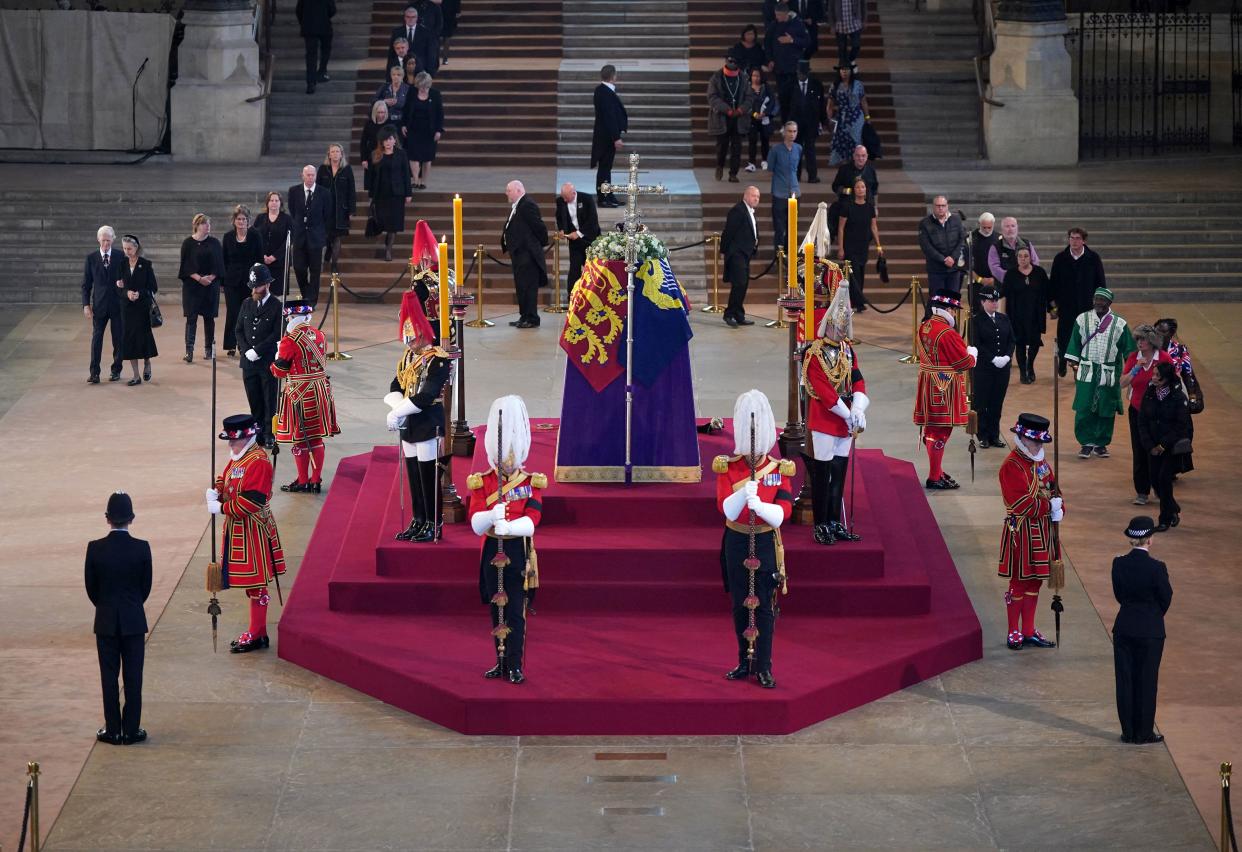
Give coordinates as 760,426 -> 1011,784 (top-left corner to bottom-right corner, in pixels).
604,82 -> 616,92
100,250 -> 111,264
1070,246 -> 1085,260
565,196 -> 580,233
745,203 -> 757,244
506,197 -> 522,227
303,185 -> 315,202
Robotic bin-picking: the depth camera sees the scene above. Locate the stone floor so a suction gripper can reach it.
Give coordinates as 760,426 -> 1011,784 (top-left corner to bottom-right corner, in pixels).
1,292 -> 1232,850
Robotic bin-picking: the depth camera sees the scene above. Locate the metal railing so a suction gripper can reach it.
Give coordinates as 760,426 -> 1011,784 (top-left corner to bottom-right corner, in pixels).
972,0 -> 1003,159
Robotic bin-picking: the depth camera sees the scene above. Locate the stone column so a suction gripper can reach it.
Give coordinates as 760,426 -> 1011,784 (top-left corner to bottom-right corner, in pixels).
984,0 -> 1078,165
170,0 -> 265,161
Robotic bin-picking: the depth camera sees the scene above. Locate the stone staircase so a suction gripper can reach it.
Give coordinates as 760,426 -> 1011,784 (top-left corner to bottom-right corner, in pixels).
877,0 -> 984,167
264,0 -> 374,159
562,0 -> 689,60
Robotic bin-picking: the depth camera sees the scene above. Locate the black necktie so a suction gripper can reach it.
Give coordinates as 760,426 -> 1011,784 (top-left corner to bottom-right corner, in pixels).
409,27 -> 415,43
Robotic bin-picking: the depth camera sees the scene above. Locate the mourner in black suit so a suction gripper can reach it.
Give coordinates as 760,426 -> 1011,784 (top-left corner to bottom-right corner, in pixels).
236,265 -> 284,447
85,492 -> 152,745
388,7 -> 437,76
971,287 -> 1015,447
591,65 -> 628,207
781,61 -> 825,182
288,165 -> 332,306
720,186 -> 761,327
295,0 -> 335,94
1112,517 -> 1173,744
554,183 -> 601,294
81,226 -> 128,383
501,181 -> 549,329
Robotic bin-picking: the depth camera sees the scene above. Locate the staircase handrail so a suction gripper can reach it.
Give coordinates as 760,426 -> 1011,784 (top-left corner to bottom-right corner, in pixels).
246,0 -> 276,105
972,0 -> 1003,159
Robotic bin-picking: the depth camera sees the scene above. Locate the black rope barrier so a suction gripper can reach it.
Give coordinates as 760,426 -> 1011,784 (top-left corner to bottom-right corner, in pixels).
484,251 -> 511,268
862,282 -> 915,314
338,264 -> 408,303
17,778 -> 31,852
667,238 -> 708,253
460,254 -> 478,288
749,255 -> 778,281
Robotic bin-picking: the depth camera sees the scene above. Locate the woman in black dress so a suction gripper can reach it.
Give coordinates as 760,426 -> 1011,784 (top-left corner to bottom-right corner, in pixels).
403,71 -> 444,189
118,234 -> 158,385
178,213 -> 225,363
253,191 -> 292,296
317,142 -> 357,272
835,178 -> 883,311
1001,246 -> 1049,384
370,127 -> 412,261
360,101 -> 392,193
1138,361 -> 1191,531
728,25 -> 767,75
221,204 -> 264,356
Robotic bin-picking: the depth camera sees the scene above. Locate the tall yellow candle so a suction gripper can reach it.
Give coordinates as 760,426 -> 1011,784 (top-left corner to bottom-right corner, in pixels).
787,196 -> 798,292
803,241 -> 815,341
452,194 -> 463,293
438,237 -> 450,340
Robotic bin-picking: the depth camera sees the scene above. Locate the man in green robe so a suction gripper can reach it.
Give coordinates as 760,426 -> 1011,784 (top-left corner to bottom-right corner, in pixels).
1063,287 -> 1136,458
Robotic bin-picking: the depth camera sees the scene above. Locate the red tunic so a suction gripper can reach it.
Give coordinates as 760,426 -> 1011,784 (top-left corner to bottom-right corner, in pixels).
214,445 -> 286,589
465,469 -> 546,531
714,455 -> 795,525
270,326 -> 340,442
997,449 -> 1061,580
913,316 -> 975,427
802,339 -> 866,438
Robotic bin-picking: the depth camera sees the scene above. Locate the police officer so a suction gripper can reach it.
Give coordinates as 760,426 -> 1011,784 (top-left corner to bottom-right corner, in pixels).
236,264 -> 283,447
971,286 -> 1015,449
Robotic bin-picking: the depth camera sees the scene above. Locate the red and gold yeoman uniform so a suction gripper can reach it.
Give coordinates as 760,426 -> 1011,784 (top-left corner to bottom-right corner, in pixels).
215,444 -> 286,589
997,449 -> 1061,581
913,315 -> 974,427
270,325 -> 340,442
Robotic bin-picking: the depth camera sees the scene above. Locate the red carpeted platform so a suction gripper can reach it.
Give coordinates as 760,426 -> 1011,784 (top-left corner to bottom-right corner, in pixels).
278,421 -> 982,735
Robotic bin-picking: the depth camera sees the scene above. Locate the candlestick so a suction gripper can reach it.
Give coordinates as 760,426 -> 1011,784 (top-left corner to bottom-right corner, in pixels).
786,196 -> 797,293
803,241 -> 815,341
452,194 -> 463,294
438,237 -> 450,342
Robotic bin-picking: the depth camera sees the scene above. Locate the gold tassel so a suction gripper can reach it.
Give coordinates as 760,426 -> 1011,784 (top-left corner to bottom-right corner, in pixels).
206,561 -> 224,593
1049,558 -> 1066,591
524,541 -> 540,591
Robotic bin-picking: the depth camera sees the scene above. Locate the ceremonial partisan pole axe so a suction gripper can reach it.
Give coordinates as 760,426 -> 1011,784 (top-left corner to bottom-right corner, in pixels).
206,350 -> 223,652
1050,341 -> 1065,648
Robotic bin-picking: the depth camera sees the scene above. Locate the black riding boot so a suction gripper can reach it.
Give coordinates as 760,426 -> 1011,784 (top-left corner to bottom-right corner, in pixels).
408,458 -> 440,542
811,458 -> 834,545
395,456 -> 426,540
828,455 -> 861,541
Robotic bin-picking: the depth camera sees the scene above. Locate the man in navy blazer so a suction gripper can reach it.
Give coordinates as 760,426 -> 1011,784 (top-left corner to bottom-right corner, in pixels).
85,492 -> 153,745
1112,516 -> 1173,745
288,165 -> 332,305
81,225 -> 128,383
591,65 -> 628,208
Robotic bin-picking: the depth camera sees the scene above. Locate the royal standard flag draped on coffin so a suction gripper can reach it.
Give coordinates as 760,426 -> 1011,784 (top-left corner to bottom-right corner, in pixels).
559,257 -> 693,393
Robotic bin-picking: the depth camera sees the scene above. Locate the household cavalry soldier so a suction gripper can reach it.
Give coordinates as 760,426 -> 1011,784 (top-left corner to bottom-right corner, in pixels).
1063,286 -> 1136,459
206,414 -> 287,654
914,288 -> 978,490
270,299 -> 340,494
714,390 -> 794,689
466,395 -> 545,685
801,286 -> 869,545
383,290 -> 452,542
998,413 -> 1063,650
408,218 -> 454,346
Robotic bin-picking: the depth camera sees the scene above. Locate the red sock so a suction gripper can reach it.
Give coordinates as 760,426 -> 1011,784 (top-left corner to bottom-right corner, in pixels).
925,428 -> 950,480
1020,580 -> 1042,637
309,441 -> 325,483
1006,580 -> 1022,636
247,589 -> 269,637
293,443 -> 310,485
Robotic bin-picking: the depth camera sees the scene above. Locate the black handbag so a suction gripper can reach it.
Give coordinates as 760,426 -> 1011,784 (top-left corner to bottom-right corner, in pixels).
149,294 -> 164,328
364,200 -> 381,238
861,121 -> 884,160
876,255 -> 889,283
1186,375 -> 1204,414
1171,438 -> 1193,455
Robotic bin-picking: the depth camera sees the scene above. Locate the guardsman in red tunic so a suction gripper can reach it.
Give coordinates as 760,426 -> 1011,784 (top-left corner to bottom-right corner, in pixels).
384,291 -> 453,542
466,395 -> 545,684
914,288 -> 978,490
998,412 -> 1063,650
206,414 -> 287,654
270,300 -> 340,494
802,287 -> 869,545
714,390 -> 794,689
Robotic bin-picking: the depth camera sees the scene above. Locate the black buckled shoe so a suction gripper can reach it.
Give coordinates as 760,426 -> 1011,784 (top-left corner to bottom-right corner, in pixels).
305,481 -> 323,494
281,480 -> 308,493
508,668 -> 525,684
926,478 -> 953,490
394,519 -> 426,541
829,521 -> 861,542
1136,734 -> 1165,744
123,728 -> 148,745
1022,631 -> 1056,648
1007,631 -> 1023,650
229,632 -> 268,653
87,374 -> 100,384
96,727 -> 124,745
939,474 -> 961,489
724,663 -> 751,680
812,524 -> 835,545
756,671 -> 777,689
484,663 -> 506,679
409,522 -> 440,543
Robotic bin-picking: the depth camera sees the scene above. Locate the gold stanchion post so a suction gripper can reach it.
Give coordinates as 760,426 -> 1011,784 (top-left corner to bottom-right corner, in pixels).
701,233 -> 724,313
898,276 -> 920,364
766,248 -> 788,329
326,272 -> 351,360
546,233 -> 568,314
465,245 -> 493,329
28,760 -> 41,852
1223,762 -> 1233,852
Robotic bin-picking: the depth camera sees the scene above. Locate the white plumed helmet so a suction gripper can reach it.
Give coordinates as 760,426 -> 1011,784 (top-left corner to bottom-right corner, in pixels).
484,395 -> 531,471
732,389 -> 778,458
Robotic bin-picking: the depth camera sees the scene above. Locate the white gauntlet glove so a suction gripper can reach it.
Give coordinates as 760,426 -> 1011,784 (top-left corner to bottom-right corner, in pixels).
493,518 -> 512,537
1050,496 -> 1064,522
207,499 -> 222,515
245,348 -> 260,362
992,355 -> 1010,368
851,410 -> 867,432
491,503 -> 507,522
744,480 -> 759,498
966,345 -> 979,361
385,411 -> 401,431
831,399 -> 851,421
205,488 -> 219,502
